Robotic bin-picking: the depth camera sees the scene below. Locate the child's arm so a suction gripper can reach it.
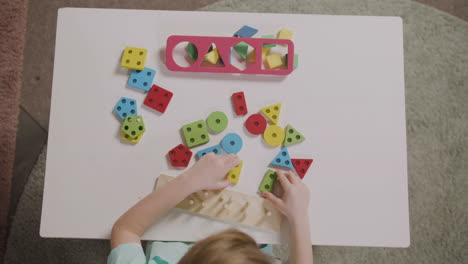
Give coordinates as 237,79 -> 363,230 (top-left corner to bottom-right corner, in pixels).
111,153 -> 240,249
263,171 -> 313,264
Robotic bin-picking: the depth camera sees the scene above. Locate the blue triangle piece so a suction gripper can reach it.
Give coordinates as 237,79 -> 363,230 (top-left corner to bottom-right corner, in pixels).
271,147 -> 293,169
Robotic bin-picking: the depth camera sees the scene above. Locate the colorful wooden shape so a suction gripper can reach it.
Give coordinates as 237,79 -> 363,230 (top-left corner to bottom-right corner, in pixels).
271,147 -> 293,169
245,113 -> 267,135
166,35 -> 294,75
259,169 -> 278,193
187,42 -> 198,60
206,111 -> 228,133
233,25 -> 258,38
233,41 -> 249,59
121,131 -> 144,143
144,84 -> 173,114
247,47 -> 269,63
291,159 -> 314,179
284,124 -> 305,146
196,145 -> 223,159
114,97 -> 137,121
232,92 -> 248,116
284,53 -> 298,69
221,133 -> 243,154
127,67 -> 156,92
227,161 -> 243,184
168,144 -> 193,168
205,48 -> 220,64
121,115 -> 145,139
277,28 -> 295,40
263,125 -> 285,147
260,103 -> 282,124
266,53 -> 283,69
182,120 -> 210,148
121,47 -> 147,70
261,35 -> 276,48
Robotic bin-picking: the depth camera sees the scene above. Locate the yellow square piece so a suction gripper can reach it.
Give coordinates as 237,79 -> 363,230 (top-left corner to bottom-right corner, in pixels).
266,53 -> 283,69
277,28 -> 294,40
121,47 -> 147,70
227,161 -> 243,184
122,131 -> 144,143
247,47 -> 270,63
204,48 -> 220,64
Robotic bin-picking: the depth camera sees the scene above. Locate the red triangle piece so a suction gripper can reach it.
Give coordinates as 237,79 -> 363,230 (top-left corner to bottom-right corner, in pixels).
291,159 -> 314,179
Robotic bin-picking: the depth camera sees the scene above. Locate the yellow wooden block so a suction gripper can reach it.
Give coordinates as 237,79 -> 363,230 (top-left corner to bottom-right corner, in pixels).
122,131 -> 144,143
247,47 -> 270,63
260,103 -> 282,124
266,53 -> 283,69
227,161 -> 243,184
120,47 -> 147,70
263,125 -> 285,147
205,48 -> 220,64
277,28 -> 295,40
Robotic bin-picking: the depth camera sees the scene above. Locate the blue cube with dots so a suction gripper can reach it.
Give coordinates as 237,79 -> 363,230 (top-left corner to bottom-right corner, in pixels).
271,147 -> 293,169
114,97 -> 137,121
221,133 -> 243,154
197,145 -> 223,159
127,67 -> 156,92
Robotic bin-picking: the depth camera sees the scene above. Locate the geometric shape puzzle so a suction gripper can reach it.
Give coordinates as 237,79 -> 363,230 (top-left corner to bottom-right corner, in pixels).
113,97 -> 137,121
291,159 -> 314,179
196,145 -> 223,159
168,144 -> 193,168
143,84 -> 174,114
121,131 -> 144,144
181,120 -> 210,148
245,113 -> 267,135
277,28 -> 294,40
284,124 -> 305,146
284,53 -> 298,69
271,147 -> 293,169
260,103 -> 281,124
233,25 -> 258,38
127,67 -> 156,92
247,47 -> 270,63
263,125 -> 285,147
220,133 -> 243,154
206,111 -> 228,133
265,53 -> 283,69
259,169 -> 278,193
121,115 -> 145,139
232,92 -> 248,116
261,35 -> 276,48
227,160 -> 243,184
120,46 -> 147,70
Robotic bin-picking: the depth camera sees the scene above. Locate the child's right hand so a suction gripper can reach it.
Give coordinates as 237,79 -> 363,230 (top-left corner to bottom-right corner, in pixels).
262,170 -> 310,223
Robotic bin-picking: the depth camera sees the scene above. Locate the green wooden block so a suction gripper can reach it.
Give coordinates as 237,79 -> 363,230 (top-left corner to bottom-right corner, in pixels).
259,169 -> 278,193
284,54 -> 298,69
284,124 -> 305,146
206,111 -> 228,133
121,115 -> 145,139
182,120 -> 210,148
262,35 -> 277,48
187,43 -> 198,61
233,42 -> 249,59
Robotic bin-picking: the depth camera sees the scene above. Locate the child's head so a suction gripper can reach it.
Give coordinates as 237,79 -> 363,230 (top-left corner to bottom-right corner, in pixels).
178,229 -> 270,264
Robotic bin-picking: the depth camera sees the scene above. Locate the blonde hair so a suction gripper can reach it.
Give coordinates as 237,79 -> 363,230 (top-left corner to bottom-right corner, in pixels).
178,229 -> 270,264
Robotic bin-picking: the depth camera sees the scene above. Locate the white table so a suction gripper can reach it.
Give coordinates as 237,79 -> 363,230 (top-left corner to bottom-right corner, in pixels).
42,8 -> 409,247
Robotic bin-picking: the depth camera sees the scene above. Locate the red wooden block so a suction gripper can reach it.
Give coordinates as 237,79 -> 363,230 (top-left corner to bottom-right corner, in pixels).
244,113 -> 267,135
168,144 -> 193,168
232,92 -> 248,116
144,84 -> 173,113
291,159 -> 314,179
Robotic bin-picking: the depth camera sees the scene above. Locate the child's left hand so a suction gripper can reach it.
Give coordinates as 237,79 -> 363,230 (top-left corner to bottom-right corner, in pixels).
180,153 -> 240,192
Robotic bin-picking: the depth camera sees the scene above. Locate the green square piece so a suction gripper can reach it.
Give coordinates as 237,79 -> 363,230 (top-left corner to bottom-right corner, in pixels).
233,42 -> 249,59
262,35 -> 277,48
284,54 -> 298,69
259,169 -> 278,193
182,120 -> 210,148
121,115 -> 145,139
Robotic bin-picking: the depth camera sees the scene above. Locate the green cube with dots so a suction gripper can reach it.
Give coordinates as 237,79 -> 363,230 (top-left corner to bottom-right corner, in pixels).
284,124 -> 305,147
121,115 -> 146,139
182,120 -> 210,148
259,169 -> 278,193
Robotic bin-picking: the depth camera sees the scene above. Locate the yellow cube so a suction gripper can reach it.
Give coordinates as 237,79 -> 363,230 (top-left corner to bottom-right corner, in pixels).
227,161 -> 243,184
204,48 -> 220,64
247,47 -> 270,63
277,28 -> 294,40
121,47 -> 147,70
122,131 -> 144,143
265,53 -> 283,69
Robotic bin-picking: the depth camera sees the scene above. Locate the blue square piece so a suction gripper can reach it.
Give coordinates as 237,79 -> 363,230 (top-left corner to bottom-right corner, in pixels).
127,67 -> 156,92
197,145 -> 222,159
114,97 -> 137,120
233,25 -> 258,38
271,147 -> 293,169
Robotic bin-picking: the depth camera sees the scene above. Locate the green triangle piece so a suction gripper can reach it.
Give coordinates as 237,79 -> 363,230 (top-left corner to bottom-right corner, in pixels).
234,42 -> 249,59
262,34 -> 277,48
187,42 -> 198,61
284,124 -> 305,146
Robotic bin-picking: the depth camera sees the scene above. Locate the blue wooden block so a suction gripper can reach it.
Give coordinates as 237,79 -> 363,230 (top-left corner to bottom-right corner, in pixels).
127,67 -> 156,92
114,97 -> 137,121
271,147 -> 293,169
233,25 -> 258,38
197,145 -> 222,159
221,133 -> 243,154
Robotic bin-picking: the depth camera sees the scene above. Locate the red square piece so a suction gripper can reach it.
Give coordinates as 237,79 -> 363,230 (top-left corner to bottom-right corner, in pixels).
144,84 -> 173,113
291,159 -> 314,179
168,144 -> 193,168
232,91 -> 248,116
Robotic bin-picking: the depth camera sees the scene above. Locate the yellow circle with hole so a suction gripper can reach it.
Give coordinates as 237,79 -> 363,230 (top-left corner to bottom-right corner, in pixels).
263,125 -> 285,146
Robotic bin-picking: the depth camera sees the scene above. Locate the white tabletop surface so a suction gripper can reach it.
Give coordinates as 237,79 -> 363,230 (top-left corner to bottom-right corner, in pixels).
41,8 -> 409,247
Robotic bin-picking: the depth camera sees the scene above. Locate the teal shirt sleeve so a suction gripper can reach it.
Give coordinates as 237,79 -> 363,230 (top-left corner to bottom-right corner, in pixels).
107,243 -> 146,264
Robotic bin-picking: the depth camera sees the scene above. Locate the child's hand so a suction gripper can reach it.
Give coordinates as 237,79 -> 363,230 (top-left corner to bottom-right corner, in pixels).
262,170 -> 310,223
181,153 -> 240,193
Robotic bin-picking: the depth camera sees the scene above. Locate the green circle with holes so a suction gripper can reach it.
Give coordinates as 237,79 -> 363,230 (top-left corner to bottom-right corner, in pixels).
206,111 -> 228,133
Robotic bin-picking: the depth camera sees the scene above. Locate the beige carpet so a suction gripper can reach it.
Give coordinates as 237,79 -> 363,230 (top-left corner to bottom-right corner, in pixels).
5,0 -> 468,263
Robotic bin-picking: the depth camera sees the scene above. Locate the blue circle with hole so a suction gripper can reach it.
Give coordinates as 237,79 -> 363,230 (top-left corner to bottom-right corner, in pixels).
221,133 -> 243,154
